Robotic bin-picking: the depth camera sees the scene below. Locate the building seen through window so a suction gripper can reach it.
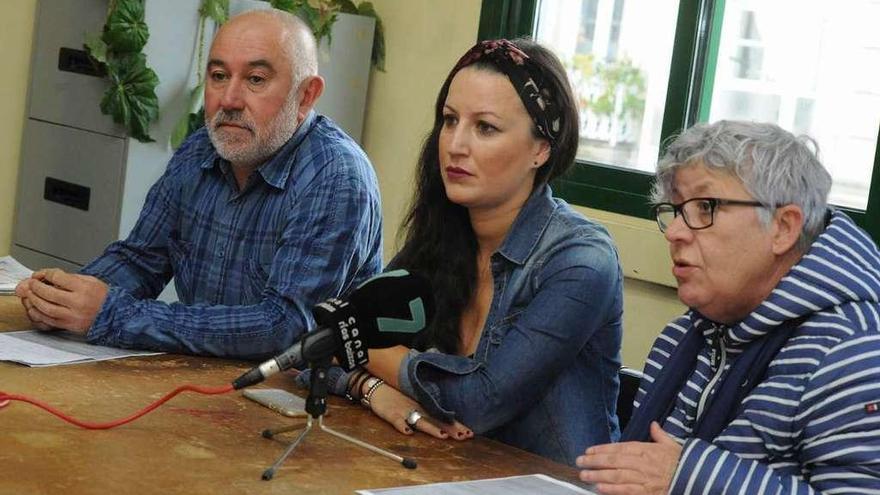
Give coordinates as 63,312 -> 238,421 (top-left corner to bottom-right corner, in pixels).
536,0 -> 679,172
708,0 -> 880,209
535,0 -> 880,210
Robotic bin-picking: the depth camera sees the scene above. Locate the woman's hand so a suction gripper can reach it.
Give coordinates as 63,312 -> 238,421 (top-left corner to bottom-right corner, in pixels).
369,384 -> 474,441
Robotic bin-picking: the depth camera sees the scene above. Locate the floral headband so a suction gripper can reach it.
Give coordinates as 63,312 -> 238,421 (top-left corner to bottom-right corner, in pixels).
451,39 -> 562,145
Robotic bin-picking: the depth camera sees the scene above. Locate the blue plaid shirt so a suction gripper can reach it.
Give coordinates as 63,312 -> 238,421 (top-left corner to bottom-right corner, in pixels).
81,112 -> 383,359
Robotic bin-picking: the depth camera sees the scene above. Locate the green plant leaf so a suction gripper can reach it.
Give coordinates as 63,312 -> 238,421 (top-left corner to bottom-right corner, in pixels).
333,0 -> 358,14
572,53 -> 594,79
84,32 -> 108,65
199,0 -> 229,24
591,58 -> 646,119
294,5 -> 323,38
101,53 -> 159,142
188,107 -> 206,136
170,107 -> 206,150
269,0 -> 298,11
268,0 -> 384,70
170,116 -> 191,150
312,10 -> 338,43
357,2 -> 385,72
271,1 -> 336,43
170,81 -> 205,149
103,0 -> 149,54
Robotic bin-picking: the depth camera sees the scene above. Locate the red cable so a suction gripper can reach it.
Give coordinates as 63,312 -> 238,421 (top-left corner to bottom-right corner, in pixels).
0,383 -> 233,430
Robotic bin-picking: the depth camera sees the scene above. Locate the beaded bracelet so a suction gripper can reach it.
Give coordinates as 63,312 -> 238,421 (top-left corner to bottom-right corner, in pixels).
360,376 -> 381,403
354,371 -> 371,397
344,369 -> 368,403
344,369 -> 364,401
360,377 -> 385,409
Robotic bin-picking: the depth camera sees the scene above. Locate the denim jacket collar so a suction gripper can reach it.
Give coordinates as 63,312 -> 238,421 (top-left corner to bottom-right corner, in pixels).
496,184 -> 557,266
200,110 -> 317,191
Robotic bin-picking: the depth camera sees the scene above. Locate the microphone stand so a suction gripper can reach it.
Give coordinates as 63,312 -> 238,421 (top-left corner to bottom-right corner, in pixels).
259,357 -> 418,481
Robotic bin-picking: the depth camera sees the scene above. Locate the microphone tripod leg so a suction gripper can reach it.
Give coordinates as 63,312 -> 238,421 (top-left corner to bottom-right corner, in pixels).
261,416 -> 315,481
318,416 -> 417,469
261,423 -> 304,438
258,362 -> 416,480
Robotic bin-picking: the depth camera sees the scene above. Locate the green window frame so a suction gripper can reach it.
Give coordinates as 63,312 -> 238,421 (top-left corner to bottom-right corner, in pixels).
478,0 -> 880,239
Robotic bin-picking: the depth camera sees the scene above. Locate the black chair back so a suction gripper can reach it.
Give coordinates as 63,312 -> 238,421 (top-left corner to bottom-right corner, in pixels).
617,366 -> 644,432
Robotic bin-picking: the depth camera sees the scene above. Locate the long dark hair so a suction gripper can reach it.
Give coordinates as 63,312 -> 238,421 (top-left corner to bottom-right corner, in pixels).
391,38 -> 579,354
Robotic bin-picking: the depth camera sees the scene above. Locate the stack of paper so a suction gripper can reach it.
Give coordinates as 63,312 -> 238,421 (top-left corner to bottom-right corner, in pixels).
0,330 -> 162,367
356,474 -> 598,495
0,256 -> 33,295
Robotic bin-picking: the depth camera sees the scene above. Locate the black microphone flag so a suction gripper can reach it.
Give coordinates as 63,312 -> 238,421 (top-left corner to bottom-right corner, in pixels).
232,269 -> 434,389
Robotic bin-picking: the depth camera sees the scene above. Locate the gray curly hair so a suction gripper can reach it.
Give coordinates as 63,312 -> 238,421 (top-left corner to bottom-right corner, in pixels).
651,120 -> 832,250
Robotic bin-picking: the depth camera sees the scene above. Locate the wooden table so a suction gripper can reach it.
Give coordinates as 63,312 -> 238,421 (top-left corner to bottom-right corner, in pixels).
0,297 -> 581,494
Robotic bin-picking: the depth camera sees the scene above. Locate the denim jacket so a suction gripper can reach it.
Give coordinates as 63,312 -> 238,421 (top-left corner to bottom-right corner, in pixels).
398,185 -> 623,465
299,185 -> 623,464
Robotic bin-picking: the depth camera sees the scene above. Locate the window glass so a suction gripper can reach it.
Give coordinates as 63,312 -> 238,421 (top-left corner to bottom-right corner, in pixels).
707,0 -> 880,210
535,0 -> 681,172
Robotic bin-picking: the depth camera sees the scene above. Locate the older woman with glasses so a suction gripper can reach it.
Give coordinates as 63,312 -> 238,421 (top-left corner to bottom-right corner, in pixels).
577,120 -> 880,493
654,197 -> 784,233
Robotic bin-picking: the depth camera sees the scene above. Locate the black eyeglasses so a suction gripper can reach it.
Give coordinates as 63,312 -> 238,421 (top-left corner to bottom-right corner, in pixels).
653,197 -> 775,233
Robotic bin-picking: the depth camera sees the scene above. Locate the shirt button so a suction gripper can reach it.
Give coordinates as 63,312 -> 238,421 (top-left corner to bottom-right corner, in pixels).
217,249 -> 224,258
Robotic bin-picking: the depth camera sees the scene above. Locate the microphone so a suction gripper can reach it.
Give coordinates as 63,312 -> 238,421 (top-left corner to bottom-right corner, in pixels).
232,269 -> 434,389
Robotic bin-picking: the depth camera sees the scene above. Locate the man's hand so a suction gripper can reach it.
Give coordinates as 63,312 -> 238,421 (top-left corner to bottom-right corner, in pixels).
576,422 -> 682,495
15,278 -> 53,330
14,269 -> 108,334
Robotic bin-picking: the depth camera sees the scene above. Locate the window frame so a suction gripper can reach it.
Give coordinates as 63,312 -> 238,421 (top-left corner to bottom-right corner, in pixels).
478,0 -> 880,240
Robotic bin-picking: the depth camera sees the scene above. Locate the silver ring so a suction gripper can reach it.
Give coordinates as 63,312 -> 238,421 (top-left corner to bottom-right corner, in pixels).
405,409 -> 423,427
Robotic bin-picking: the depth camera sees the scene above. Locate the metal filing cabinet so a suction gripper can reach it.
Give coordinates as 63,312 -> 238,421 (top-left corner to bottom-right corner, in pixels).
13,0 -> 375,281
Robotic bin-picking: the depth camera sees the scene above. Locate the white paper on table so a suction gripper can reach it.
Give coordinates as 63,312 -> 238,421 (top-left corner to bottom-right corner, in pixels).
0,256 -> 33,295
0,330 -> 162,367
356,474 -> 598,495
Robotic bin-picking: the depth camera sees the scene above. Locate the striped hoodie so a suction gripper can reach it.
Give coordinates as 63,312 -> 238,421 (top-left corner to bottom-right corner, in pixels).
636,210 -> 880,494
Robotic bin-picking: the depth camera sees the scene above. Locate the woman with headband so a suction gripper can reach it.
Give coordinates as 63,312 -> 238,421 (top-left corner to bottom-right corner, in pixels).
317,39 -> 623,465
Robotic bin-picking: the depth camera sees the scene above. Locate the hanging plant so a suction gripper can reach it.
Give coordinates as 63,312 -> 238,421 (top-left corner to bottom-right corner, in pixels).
171,0 -> 385,149
288,0 -> 385,69
200,0 -> 230,24
343,1 -> 385,72
168,0 -> 224,148
86,0 -> 384,148
85,0 -> 159,143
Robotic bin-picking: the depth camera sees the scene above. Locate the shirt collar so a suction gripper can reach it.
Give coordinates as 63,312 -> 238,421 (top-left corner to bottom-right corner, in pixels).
199,110 -> 318,191
495,184 -> 557,265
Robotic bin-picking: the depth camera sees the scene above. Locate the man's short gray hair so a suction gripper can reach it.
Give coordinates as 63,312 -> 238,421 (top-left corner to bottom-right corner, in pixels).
234,9 -> 318,90
651,120 -> 832,250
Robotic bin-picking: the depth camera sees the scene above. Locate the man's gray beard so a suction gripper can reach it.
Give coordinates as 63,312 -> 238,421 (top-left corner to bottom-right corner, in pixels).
206,93 -> 300,169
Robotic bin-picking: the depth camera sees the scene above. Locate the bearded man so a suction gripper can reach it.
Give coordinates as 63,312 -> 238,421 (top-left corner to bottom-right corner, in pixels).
15,9 -> 382,359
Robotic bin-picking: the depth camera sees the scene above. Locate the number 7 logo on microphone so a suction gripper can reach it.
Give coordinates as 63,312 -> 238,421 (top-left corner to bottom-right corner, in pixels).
376,298 -> 426,334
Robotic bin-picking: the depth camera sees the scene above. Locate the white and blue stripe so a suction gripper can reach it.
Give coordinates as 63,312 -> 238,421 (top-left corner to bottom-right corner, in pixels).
637,211 -> 880,493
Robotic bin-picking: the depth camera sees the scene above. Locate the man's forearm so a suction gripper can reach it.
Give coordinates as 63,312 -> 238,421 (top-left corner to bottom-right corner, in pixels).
88,287 -> 310,360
